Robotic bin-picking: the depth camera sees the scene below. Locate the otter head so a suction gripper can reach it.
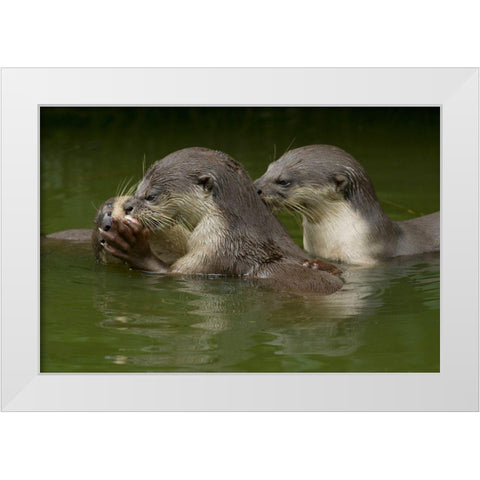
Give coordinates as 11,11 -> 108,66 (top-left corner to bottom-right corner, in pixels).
123,147 -> 252,233
92,196 -> 131,263
254,144 -> 379,222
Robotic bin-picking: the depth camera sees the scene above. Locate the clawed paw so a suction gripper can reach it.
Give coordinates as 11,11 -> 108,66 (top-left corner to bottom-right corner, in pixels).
302,258 -> 342,275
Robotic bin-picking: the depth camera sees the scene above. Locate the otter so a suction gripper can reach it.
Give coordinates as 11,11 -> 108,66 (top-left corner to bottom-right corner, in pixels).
92,195 -> 189,265
91,196 -> 129,264
254,145 -> 440,266
44,197 -> 137,264
44,197 -> 132,264
99,147 -> 343,295
45,196 -> 189,266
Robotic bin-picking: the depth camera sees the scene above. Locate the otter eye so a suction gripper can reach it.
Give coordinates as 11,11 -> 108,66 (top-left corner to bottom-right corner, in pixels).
145,194 -> 157,202
276,179 -> 291,187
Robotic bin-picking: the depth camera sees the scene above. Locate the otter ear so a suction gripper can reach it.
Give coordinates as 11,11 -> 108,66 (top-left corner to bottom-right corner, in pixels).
198,175 -> 214,192
333,173 -> 349,193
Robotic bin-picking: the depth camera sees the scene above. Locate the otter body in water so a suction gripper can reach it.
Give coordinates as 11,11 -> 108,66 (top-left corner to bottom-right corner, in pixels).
46,229 -> 93,242
100,147 -> 343,295
254,145 -> 440,266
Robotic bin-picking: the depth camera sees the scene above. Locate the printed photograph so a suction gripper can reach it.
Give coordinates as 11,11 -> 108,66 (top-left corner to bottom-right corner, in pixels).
40,106 -> 440,372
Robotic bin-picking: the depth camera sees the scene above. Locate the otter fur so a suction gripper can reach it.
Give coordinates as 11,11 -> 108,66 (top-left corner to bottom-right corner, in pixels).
100,147 -> 343,295
92,195 -> 189,265
254,145 -> 440,266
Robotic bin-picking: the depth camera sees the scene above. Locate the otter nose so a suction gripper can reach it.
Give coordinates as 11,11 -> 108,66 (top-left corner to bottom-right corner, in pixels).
257,188 -> 262,195
101,212 -> 112,231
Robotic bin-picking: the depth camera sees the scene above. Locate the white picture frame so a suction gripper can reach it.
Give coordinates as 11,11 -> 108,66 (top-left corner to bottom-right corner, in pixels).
1,68 -> 478,411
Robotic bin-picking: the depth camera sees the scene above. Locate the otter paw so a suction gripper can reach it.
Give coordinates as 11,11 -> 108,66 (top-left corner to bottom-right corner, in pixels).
302,258 -> 342,275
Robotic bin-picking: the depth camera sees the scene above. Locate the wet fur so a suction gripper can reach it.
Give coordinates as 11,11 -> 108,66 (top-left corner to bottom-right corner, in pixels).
124,147 -> 343,294
92,196 -> 189,265
254,144 -> 440,265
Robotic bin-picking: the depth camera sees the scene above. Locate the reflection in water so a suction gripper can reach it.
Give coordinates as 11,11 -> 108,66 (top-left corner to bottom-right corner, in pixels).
91,252 -> 439,371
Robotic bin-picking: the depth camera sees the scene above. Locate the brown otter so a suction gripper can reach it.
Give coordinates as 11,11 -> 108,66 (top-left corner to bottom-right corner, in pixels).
254,145 -> 440,265
92,195 -> 189,265
91,196 -> 129,264
44,197 -> 136,264
100,147 -> 343,295
44,198 -> 132,264
45,196 -> 189,267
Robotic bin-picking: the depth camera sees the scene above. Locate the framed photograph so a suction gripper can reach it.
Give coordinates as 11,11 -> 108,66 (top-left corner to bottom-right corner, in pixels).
2,68 -> 478,411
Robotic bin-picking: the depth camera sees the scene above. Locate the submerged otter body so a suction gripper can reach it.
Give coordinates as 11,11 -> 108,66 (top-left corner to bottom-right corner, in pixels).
100,147 -> 343,295
46,229 -> 93,242
254,145 -> 440,265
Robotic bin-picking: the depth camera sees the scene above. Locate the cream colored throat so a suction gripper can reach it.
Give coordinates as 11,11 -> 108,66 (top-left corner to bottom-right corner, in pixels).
302,203 -> 376,265
171,209 -> 228,274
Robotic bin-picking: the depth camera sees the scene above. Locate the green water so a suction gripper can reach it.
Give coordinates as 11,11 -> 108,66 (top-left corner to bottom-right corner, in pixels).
40,107 -> 440,372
